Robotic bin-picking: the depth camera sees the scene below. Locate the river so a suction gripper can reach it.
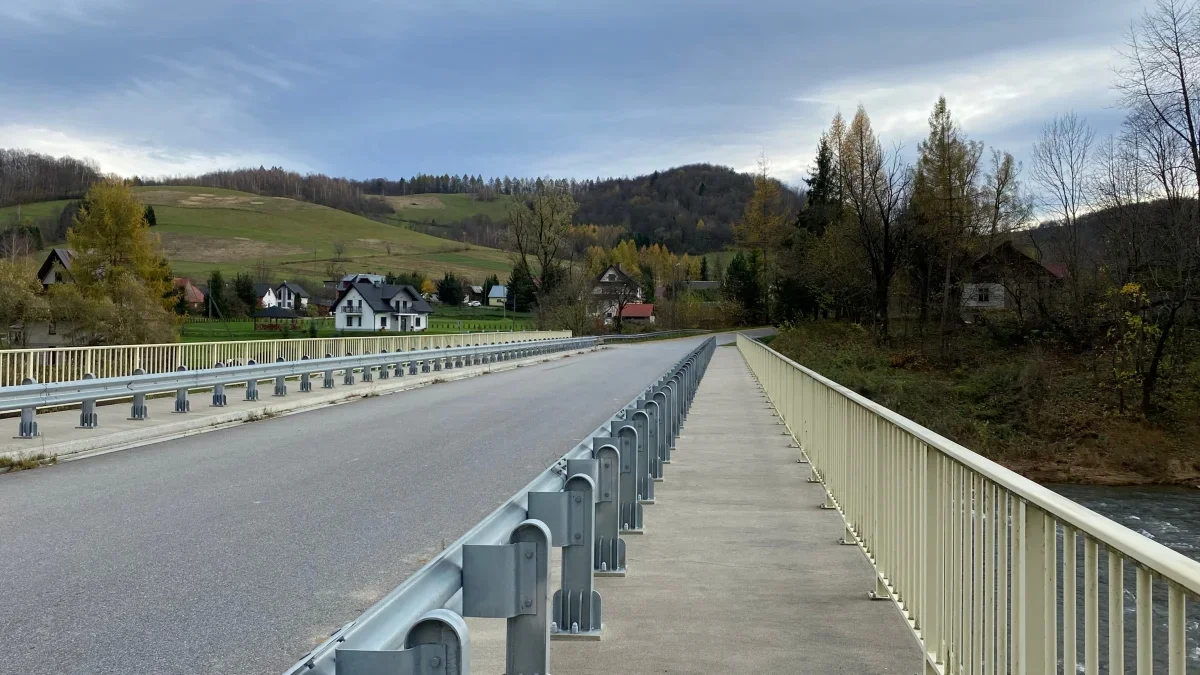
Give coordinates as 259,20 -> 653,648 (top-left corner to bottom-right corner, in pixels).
1051,485 -> 1200,673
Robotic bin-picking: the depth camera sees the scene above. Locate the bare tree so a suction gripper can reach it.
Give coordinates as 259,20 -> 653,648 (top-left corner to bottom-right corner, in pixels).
506,181 -> 577,297
837,106 -> 914,342
332,240 -> 347,261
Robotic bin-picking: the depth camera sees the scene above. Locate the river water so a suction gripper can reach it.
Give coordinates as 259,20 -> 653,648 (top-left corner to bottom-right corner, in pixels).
1050,485 -> 1200,673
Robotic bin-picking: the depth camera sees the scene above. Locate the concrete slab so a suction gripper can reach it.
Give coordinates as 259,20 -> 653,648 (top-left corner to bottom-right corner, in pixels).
0,346 -> 597,464
466,347 -> 923,675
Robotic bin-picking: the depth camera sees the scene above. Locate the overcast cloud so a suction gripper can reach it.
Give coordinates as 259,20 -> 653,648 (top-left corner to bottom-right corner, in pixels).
0,0 -> 1148,184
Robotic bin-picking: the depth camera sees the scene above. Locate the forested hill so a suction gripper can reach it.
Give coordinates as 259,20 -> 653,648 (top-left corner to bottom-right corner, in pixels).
573,164 -> 804,253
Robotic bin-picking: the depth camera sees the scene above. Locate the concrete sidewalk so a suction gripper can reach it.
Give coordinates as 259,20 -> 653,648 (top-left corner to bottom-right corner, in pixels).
468,345 -> 923,674
0,346 -> 595,465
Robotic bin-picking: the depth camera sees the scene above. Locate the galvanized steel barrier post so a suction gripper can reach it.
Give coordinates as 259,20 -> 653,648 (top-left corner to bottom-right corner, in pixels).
78,373 -> 98,428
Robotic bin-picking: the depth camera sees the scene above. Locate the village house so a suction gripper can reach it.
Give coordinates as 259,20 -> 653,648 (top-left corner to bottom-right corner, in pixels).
961,241 -> 1065,322
333,275 -> 433,332
252,283 -> 279,309
275,281 -> 309,311
591,264 -> 643,324
487,284 -> 508,308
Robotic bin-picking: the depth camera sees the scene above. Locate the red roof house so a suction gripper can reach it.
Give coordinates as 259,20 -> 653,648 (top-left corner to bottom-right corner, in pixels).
620,303 -> 655,323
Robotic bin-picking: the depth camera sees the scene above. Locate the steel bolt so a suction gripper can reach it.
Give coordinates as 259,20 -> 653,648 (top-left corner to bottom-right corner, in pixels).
574,495 -> 582,503
525,550 -> 534,559
574,532 -> 582,540
430,657 -> 441,668
524,598 -> 533,608
604,492 -> 610,498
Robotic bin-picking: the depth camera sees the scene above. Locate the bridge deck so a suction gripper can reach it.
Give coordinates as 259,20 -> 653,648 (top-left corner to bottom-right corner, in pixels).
469,345 -> 923,674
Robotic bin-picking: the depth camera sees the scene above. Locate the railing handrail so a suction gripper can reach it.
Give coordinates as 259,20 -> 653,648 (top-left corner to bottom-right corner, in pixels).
0,330 -> 567,357
737,333 -> 1200,598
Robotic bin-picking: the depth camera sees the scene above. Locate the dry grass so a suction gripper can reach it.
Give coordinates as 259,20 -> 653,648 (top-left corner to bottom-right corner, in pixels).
0,452 -> 57,474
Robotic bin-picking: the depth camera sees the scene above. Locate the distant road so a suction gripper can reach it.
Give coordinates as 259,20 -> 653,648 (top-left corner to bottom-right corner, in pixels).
0,335 -> 740,675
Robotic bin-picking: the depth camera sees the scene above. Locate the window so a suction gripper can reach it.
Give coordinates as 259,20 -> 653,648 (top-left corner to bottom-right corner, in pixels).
977,286 -> 990,303
380,316 -> 388,329
54,271 -> 62,282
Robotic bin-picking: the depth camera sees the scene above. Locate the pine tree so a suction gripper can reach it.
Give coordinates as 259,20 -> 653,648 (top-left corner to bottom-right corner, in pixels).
507,262 -> 537,312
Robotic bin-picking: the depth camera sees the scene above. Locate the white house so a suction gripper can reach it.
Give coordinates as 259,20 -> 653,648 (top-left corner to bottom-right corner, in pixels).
38,248 -> 74,289
275,281 -> 309,311
253,283 -> 279,308
333,276 -> 433,332
591,264 -> 642,322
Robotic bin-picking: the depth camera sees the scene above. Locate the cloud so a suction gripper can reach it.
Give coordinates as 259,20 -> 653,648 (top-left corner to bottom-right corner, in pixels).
0,125 -> 303,178
0,0 -> 126,29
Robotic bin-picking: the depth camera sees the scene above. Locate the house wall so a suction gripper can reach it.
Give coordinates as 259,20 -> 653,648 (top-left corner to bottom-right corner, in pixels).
41,262 -> 68,287
961,283 -> 1007,311
335,288 -> 375,331
488,296 -> 506,307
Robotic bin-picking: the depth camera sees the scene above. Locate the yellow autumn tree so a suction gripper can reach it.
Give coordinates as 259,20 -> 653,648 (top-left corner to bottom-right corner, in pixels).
48,180 -> 178,345
611,239 -> 640,274
420,278 -> 437,296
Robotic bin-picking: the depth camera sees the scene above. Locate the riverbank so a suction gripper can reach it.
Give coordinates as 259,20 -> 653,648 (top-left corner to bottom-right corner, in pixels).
766,322 -> 1200,486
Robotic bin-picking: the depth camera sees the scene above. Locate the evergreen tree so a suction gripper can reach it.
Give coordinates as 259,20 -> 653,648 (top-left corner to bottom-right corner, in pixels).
437,272 -> 465,306
482,273 -> 500,303
507,262 -> 537,312
207,270 -> 227,316
723,251 -> 764,324
699,256 -> 709,281
144,205 -> 157,227
233,272 -> 257,309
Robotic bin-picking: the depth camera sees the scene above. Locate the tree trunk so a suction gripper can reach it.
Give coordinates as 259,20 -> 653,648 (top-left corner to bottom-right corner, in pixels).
938,248 -> 954,359
1141,306 -> 1179,417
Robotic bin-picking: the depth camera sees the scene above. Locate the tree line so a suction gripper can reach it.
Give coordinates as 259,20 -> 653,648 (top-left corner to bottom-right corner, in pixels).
0,150 -> 101,208
725,0 -> 1200,418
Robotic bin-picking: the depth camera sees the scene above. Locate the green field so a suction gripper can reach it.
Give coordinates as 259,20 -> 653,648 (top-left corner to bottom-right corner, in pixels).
380,193 -> 510,226
1,187 -> 515,284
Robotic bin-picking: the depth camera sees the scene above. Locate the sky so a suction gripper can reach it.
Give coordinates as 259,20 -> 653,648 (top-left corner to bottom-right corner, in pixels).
0,0 -> 1148,187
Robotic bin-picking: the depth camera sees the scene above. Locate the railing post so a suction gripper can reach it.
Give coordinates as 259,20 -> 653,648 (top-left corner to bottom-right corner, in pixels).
300,355 -> 313,392
336,609 -> 470,675
77,373 -> 99,428
632,405 -> 653,504
591,442 -> 626,576
362,353 -> 374,382
652,388 -> 670,466
212,362 -> 228,406
18,376 -> 39,438
273,357 -> 288,396
344,353 -> 356,385
612,420 -> 642,534
555,462 -> 603,639
644,398 -> 663,482
129,369 -> 149,420
462,519 -> 552,675
245,359 -> 259,401
323,353 -> 335,389
378,351 -> 390,380
173,365 -> 190,412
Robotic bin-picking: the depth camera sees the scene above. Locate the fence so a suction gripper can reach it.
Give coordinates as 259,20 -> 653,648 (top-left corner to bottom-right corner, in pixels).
0,331 -> 569,387
284,337 -> 715,675
736,334 -> 1200,675
3,338 -> 596,436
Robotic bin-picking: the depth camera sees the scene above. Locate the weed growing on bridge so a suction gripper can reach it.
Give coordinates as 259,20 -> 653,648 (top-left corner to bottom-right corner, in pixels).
0,452 -> 57,474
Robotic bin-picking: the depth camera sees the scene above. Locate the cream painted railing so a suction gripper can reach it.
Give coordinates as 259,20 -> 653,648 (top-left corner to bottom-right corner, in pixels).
737,334 -> 1199,675
0,331 -> 570,387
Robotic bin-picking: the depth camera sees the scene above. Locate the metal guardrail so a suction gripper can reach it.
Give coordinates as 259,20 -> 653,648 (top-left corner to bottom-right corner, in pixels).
598,329 -> 708,343
736,334 -> 1200,675
0,330 -> 570,387
4,337 -> 596,437
283,337 -> 716,675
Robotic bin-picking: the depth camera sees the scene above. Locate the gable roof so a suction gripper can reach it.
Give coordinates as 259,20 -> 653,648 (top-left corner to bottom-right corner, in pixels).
971,241 -> 1064,281
621,303 -> 655,318
253,283 -> 276,298
172,278 -> 205,304
595,264 -> 637,286
37,248 -> 74,281
277,280 -> 310,298
336,279 -> 433,314
488,284 -> 508,298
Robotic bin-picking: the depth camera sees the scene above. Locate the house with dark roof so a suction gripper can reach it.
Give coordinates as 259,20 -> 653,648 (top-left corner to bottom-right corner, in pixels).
275,281 -> 309,311
333,276 -> 433,332
961,241 -> 1065,322
252,283 -> 279,309
38,248 -> 74,289
592,264 -> 643,323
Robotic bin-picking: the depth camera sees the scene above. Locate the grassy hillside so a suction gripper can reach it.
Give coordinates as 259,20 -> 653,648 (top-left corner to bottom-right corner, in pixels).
1,187 -> 514,282
380,193 -> 509,226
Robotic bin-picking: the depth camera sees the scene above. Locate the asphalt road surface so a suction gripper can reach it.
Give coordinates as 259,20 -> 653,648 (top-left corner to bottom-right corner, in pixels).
0,337 -> 726,675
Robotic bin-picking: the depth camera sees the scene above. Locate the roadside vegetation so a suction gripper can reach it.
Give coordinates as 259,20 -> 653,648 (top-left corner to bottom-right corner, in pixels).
769,322 -> 1200,485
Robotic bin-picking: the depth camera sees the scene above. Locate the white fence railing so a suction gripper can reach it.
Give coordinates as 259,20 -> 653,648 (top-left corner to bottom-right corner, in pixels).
736,334 -> 1199,675
0,331 -> 570,387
